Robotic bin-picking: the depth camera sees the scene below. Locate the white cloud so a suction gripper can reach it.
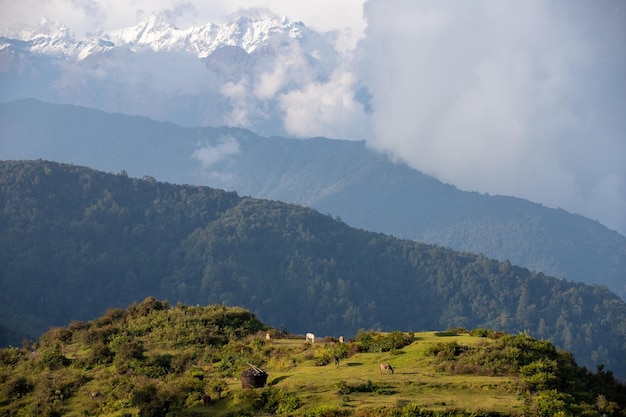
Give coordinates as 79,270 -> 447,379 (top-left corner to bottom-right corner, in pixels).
216,38 -> 367,138
220,80 -> 254,127
279,69 -> 370,139
1,0 -> 624,234
192,136 -> 240,167
191,135 -> 241,186
252,43 -> 313,101
359,0 -> 626,234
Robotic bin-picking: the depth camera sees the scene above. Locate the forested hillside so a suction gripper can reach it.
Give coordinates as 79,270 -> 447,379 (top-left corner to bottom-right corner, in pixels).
1,99 -> 625,301
1,160 -> 625,380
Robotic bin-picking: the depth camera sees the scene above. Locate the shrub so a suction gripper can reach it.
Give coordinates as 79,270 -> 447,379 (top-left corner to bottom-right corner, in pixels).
207,379 -> 229,400
128,297 -> 170,317
82,325 -> 119,345
130,382 -> 160,414
39,350 -> 71,370
520,359 -> 559,391
3,376 -> 34,399
130,379 -> 184,417
446,327 -> 467,335
67,320 -> 88,332
87,341 -> 115,366
336,381 -> 351,395
353,330 -> 413,353
114,339 -> 145,361
336,380 -> 395,395
426,341 -> 464,359
525,389 -> 570,417
93,308 -> 127,327
171,349 -> 199,374
469,328 -> 490,337
138,354 -> 173,378
315,354 -> 332,366
236,386 -> 302,414
334,342 -> 349,359
275,389 -> 302,413
0,346 -> 24,366
313,342 -> 350,366
39,327 -> 73,347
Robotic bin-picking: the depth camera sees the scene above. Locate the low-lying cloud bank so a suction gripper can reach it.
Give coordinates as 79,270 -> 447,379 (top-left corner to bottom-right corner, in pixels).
358,0 -> 626,235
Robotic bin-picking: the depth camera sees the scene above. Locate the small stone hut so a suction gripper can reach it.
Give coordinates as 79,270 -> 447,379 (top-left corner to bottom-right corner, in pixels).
241,363 -> 268,389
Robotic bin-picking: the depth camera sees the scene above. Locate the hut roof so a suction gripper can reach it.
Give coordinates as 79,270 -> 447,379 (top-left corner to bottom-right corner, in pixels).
241,363 -> 268,389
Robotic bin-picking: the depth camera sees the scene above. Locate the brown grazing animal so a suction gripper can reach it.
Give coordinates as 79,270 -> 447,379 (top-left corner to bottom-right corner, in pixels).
379,363 -> 394,374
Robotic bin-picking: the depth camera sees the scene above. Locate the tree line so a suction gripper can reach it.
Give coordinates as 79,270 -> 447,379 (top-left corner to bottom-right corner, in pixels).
0,160 -> 625,379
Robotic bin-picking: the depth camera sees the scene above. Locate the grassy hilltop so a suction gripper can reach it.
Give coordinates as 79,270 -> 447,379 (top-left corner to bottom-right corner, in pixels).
1,299 -> 625,417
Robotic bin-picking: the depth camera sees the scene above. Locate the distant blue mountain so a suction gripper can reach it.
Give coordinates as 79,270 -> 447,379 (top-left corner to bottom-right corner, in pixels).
1,99 -> 624,300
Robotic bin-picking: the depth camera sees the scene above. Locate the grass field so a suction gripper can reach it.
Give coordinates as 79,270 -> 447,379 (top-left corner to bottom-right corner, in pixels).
182,331 -> 526,416
9,327 -> 622,416
4,305 -> 623,416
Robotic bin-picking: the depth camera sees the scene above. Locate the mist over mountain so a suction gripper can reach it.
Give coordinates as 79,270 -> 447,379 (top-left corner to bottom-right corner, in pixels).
1,99 -> 625,303
0,14 -> 348,137
1,159 -> 625,379
2,5 -> 623,236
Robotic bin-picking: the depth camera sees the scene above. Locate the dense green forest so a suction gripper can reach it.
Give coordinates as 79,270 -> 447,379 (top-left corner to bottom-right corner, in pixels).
3,99 -> 625,301
1,160 -> 625,381
1,300 -> 624,416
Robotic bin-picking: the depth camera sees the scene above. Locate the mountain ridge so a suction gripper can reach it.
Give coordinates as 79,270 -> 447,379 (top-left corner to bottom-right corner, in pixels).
1,159 -> 625,380
0,15 -> 341,133
1,10 -> 623,237
1,99 -> 624,302
1,14 -> 328,60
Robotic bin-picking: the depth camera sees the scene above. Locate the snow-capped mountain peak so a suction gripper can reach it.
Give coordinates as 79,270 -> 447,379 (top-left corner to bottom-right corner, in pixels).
0,12 -> 342,136
1,17 -> 115,60
105,14 -> 312,58
1,14 -> 321,60
107,13 -> 180,48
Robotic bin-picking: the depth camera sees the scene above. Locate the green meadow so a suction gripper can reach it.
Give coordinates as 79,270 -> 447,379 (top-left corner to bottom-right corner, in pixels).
1,301 -> 624,416
57,332 -> 524,416
196,333 -> 526,416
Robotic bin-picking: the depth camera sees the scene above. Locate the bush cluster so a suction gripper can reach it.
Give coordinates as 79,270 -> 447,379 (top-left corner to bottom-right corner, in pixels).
1,298 -> 625,417
425,332 -> 626,416
336,380 -> 396,396
237,386 -> 302,414
353,330 -> 413,353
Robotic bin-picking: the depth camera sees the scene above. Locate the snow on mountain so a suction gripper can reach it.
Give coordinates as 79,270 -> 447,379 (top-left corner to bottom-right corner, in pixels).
2,14 -> 325,60
107,14 -> 312,58
0,13 -> 354,138
0,18 -> 114,60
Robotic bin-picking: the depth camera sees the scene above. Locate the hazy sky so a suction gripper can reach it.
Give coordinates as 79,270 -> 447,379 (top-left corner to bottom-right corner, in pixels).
1,0 -> 625,235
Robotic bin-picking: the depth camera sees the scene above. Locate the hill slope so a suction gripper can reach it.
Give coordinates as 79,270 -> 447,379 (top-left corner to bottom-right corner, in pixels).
1,99 -> 625,301
0,160 -> 625,380
1,300 -> 625,417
